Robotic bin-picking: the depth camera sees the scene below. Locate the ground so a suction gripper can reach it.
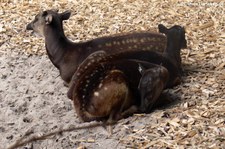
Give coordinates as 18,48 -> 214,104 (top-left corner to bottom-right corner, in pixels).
0,0 -> 224,149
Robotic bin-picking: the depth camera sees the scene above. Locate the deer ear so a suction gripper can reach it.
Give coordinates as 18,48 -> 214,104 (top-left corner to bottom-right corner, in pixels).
45,14 -> 53,24
60,10 -> 71,20
158,24 -> 168,34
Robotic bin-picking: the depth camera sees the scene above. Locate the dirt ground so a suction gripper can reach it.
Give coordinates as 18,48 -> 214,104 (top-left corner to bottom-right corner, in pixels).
0,0 -> 224,149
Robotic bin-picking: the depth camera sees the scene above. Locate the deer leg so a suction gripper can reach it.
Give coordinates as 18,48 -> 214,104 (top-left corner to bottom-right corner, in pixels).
121,105 -> 139,118
106,109 -> 119,135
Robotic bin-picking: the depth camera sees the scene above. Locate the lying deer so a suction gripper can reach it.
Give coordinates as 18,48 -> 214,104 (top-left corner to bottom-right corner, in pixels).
67,51 -> 169,122
26,9 -> 167,85
67,24 -> 187,122
113,24 -> 187,88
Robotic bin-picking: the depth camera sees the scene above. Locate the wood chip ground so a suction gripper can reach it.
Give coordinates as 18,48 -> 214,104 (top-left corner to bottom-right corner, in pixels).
0,0 -> 224,148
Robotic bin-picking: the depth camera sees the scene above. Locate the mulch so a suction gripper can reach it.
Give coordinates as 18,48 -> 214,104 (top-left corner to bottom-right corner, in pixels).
1,0 -> 224,148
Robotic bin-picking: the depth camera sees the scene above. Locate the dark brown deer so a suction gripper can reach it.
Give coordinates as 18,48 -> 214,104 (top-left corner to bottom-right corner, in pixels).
67,24 -> 187,121
112,24 -> 187,88
158,24 -> 187,74
26,9 -> 167,85
67,51 -> 168,122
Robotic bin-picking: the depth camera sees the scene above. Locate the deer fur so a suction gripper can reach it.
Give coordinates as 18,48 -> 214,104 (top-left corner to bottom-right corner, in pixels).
67,51 -> 169,122
67,24 -> 187,121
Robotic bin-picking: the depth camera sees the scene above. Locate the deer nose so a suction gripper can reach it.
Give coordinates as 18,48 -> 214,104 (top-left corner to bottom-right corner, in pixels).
26,23 -> 33,30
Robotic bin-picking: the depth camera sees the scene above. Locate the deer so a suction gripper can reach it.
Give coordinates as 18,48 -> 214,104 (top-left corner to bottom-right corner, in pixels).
67,24 -> 187,122
92,23 -> 188,88
67,51 -> 169,122
26,9 -> 167,86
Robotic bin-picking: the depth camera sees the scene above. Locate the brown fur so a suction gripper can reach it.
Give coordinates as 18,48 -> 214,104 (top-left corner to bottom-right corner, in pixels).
77,70 -> 134,122
68,51 -> 170,121
67,51 -> 134,121
138,65 -> 169,112
67,24 -> 187,121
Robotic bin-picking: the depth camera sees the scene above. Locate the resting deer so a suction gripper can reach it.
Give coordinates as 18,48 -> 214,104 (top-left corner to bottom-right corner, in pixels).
67,51 -> 169,122
67,24 -> 187,121
26,9 -> 167,85
113,24 -> 187,87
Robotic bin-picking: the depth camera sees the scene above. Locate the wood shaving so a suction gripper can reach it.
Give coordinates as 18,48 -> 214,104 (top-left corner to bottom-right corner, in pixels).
0,0 -> 224,148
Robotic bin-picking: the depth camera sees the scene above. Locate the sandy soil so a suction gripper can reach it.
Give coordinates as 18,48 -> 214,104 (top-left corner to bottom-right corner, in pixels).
0,0 -> 224,149
0,50 -> 179,149
0,50 -> 128,148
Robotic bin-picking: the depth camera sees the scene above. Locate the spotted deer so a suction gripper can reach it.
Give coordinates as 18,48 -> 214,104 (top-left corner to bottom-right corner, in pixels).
67,51 -> 169,122
67,24 -> 187,121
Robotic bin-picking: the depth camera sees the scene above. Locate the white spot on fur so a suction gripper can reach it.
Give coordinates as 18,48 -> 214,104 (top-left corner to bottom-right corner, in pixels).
138,64 -> 144,74
87,62 -> 91,66
94,92 -> 99,97
98,83 -> 103,88
85,84 -> 89,88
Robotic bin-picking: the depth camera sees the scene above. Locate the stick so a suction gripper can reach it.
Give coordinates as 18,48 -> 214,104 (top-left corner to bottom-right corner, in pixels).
184,68 -> 222,74
199,21 -> 214,30
7,121 -> 116,149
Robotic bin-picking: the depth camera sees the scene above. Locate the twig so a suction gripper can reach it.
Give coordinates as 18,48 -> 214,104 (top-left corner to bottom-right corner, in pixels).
199,21 -> 214,30
184,68 -> 222,74
7,121 -> 116,149
185,48 -> 191,60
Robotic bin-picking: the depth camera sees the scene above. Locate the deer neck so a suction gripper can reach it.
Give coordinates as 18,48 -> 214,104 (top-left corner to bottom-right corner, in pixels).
44,26 -> 74,69
163,43 -> 181,69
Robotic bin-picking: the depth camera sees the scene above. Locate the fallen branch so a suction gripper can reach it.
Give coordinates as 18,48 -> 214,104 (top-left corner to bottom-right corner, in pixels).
7,121 -> 116,149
